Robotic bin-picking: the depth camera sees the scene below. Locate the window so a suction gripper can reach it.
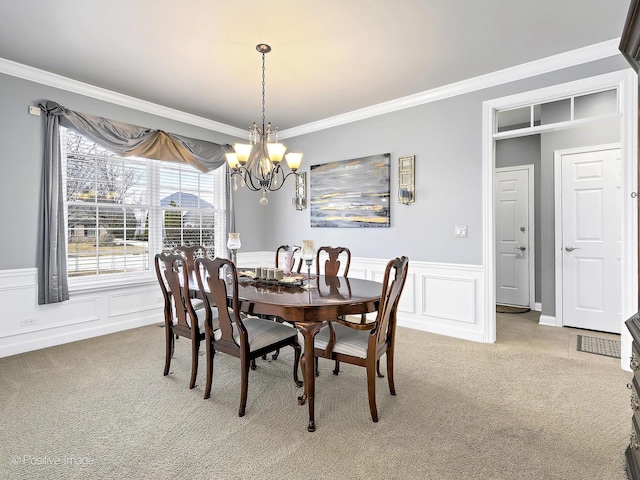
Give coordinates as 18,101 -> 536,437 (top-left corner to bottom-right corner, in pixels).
495,88 -> 618,133
61,127 -> 226,281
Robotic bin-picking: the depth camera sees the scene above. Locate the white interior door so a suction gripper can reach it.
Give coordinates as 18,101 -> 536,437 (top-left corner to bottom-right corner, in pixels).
559,146 -> 621,333
495,167 -> 532,307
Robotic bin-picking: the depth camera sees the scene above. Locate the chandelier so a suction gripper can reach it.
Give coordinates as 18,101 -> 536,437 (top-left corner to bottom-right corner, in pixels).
225,44 -> 303,205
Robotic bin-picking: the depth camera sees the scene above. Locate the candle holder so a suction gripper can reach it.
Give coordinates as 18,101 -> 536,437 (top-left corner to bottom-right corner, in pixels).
301,239 -> 316,290
227,232 -> 241,265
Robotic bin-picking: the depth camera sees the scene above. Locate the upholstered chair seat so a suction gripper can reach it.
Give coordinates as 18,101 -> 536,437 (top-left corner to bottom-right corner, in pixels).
213,316 -> 298,353
314,322 -> 369,358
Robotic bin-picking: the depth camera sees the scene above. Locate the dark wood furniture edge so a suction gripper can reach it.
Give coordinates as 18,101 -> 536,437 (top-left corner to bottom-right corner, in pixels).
628,313 -> 640,480
621,0 -> 640,73
622,2 -> 640,477
627,445 -> 640,480
627,314 -> 640,347
630,414 -> 640,480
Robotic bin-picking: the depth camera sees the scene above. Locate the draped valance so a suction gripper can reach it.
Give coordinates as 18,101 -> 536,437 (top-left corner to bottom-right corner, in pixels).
39,101 -> 231,172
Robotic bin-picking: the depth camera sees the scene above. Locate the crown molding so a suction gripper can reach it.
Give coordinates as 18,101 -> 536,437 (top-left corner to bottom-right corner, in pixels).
0,38 -> 622,140
0,57 -> 247,138
279,38 -> 622,139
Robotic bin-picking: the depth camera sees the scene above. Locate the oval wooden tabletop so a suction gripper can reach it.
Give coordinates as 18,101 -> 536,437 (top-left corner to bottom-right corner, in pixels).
235,275 -> 381,323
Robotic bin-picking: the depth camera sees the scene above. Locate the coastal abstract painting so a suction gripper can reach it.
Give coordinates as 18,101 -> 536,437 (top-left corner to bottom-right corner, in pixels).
310,153 -> 390,228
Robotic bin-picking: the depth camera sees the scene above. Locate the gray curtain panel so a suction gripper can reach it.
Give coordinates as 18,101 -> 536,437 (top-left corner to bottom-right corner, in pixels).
38,100 -> 234,304
38,104 -> 69,305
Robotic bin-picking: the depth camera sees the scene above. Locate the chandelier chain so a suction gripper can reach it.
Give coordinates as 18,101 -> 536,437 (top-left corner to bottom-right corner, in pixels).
261,51 -> 266,133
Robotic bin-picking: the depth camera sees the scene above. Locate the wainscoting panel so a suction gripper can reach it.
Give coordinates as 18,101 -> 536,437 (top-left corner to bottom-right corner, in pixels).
398,262 -> 486,342
109,287 -> 163,318
422,276 -> 475,323
0,256 -> 488,357
0,268 -> 162,358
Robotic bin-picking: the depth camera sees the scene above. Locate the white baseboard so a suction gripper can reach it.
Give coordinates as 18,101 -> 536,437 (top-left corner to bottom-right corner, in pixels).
538,314 -> 557,327
534,302 -> 542,312
0,314 -> 161,358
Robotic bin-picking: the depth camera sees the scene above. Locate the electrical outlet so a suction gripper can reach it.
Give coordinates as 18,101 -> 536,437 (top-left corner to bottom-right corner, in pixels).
28,105 -> 41,116
20,318 -> 37,327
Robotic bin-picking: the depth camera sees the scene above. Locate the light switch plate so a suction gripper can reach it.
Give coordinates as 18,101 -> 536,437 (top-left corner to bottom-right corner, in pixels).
455,225 -> 468,238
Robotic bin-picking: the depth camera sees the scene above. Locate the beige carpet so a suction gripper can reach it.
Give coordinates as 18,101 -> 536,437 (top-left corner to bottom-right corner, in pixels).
0,324 -> 630,479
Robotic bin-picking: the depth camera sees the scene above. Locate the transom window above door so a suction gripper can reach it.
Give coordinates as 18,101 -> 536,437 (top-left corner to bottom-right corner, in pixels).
496,88 -> 618,134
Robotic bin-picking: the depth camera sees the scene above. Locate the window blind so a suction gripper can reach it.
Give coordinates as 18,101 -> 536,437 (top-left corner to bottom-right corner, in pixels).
61,127 -> 225,280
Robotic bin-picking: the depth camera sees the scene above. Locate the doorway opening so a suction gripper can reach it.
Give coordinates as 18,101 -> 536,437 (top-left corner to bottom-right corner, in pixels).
482,69 -> 637,365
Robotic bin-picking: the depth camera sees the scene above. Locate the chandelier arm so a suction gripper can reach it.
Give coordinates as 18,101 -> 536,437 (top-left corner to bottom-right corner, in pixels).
265,163 -> 284,191
267,171 -> 299,192
231,168 -> 262,191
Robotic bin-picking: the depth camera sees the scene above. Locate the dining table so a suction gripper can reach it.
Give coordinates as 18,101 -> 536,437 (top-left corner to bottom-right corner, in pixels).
194,272 -> 382,432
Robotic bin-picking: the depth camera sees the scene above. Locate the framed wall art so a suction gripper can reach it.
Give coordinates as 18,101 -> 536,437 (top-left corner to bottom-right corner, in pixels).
310,153 -> 390,228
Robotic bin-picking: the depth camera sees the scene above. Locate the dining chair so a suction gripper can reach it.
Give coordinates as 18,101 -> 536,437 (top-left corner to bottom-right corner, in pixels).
315,246 -> 351,276
171,244 -> 208,272
195,257 -> 303,416
275,244 -> 302,274
155,252 -> 219,389
268,244 -> 302,361
312,246 -> 354,375
171,245 -> 209,306
312,256 -> 409,422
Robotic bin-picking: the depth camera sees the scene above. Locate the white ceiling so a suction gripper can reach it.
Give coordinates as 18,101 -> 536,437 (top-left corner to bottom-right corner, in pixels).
0,0 -> 631,132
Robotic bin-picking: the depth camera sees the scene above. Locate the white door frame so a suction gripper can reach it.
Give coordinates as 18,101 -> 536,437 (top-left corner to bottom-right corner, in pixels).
495,165 -> 535,309
553,143 -> 621,329
482,69 -> 638,370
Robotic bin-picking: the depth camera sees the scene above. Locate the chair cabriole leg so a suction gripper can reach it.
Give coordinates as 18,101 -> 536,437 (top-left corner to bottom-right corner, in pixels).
293,343 -> 303,387
204,342 -> 214,399
366,358 -> 378,422
164,328 -> 172,376
239,358 -> 249,417
387,349 -> 396,396
189,338 -> 199,389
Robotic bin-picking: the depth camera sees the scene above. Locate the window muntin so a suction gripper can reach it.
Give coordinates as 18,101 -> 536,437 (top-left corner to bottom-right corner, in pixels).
61,127 -> 224,280
495,88 -> 618,134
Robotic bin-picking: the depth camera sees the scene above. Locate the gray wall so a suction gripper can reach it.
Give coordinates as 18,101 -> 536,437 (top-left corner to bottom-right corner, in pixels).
257,56 -> 629,266
495,135 -> 542,302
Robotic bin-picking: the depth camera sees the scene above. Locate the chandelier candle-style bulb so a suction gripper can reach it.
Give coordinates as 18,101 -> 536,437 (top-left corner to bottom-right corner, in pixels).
285,153 -> 303,171
233,143 -> 253,165
225,153 -> 240,170
267,143 -> 286,163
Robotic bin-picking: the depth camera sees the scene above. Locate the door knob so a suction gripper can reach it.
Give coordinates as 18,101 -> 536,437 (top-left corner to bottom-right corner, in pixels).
514,246 -> 526,252
564,246 -> 580,252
